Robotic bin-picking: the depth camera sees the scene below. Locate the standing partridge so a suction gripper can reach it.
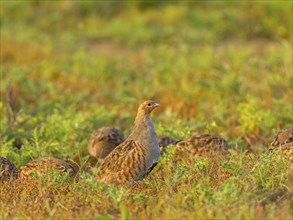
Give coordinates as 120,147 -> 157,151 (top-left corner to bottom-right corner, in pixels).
88,127 -> 125,160
95,100 -> 160,185
0,157 -> 18,182
176,134 -> 230,158
270,128 -> 293,162
20,157 -> 79,181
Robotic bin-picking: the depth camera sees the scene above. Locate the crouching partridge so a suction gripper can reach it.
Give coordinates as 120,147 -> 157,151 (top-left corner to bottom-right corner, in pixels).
20,157 -> 79,181
176,134 -> 230,158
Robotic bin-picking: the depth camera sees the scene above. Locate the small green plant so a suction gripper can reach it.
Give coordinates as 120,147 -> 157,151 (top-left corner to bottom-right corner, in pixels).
237,95 -> 276,135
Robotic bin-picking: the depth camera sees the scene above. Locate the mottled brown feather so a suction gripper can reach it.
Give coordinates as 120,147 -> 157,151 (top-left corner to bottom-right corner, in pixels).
0,157 -> 18,182
20,157 -> 79,181
271,128 -> 293,146
270,128 -> 293,162
176,134 -> 230,157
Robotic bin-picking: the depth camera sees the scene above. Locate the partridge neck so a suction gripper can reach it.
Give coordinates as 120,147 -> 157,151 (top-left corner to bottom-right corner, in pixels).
128,110 -> 153,143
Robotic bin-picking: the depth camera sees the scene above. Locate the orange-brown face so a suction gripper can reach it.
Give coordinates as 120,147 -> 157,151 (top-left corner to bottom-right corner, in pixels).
140,100 -> 160,114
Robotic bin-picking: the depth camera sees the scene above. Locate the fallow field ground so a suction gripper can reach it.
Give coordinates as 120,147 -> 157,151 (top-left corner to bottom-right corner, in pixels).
0,1 -> 292,219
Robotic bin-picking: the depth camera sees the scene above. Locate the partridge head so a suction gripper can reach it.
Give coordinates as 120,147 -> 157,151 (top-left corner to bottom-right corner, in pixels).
88,127 -> 125,160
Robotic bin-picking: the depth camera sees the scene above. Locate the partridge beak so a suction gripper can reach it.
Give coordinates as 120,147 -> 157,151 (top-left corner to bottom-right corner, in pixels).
153,103 -> 160,108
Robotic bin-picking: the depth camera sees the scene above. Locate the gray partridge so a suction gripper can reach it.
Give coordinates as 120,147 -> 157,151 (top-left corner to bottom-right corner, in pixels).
88,127 -> 125,160
0,157 -> 18,182
157,135 -> 177,155
176,134 -> 230,158
20,157 -> 79,181
95,100 -> 160,185
270,128 -> 293,162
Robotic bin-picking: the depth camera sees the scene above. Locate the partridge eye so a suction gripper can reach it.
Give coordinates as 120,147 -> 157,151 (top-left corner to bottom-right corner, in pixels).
147,104 -> 151,106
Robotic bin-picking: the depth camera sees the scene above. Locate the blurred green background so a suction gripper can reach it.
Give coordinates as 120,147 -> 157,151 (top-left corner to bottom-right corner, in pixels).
0,0 -> 292,162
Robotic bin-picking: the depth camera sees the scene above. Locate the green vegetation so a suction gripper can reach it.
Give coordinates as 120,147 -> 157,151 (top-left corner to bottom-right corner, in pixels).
1,1 -> 292,219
